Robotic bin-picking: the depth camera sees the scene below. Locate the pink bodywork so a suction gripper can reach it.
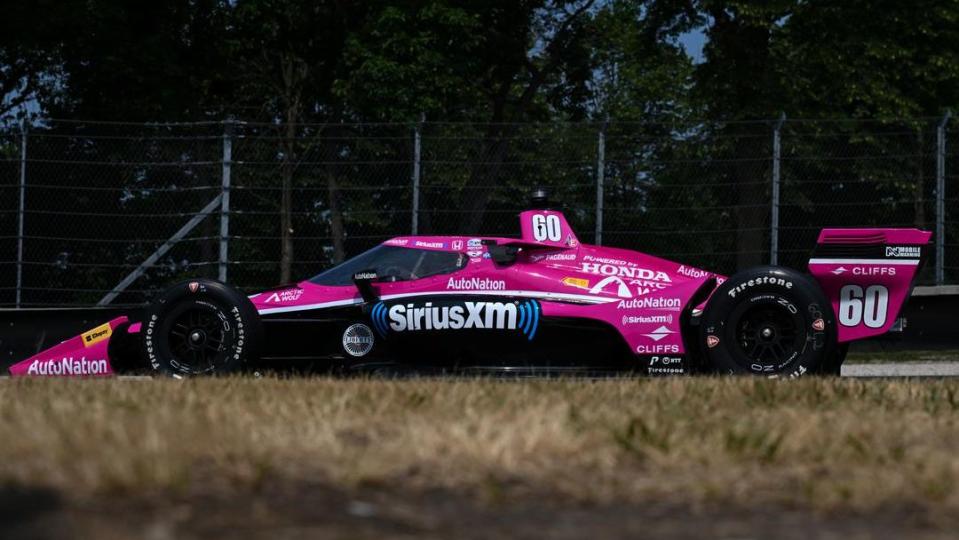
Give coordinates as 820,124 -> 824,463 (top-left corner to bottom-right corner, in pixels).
808,228 -> 930,342
9,209 -> 931,376
8,317 -> 129,377
250,210 -> 722,357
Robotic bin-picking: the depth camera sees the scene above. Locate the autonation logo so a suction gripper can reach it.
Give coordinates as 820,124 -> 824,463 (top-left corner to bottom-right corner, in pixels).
446,277 -> 506,291
26,357 -> 109,376
616,297 -> 681,310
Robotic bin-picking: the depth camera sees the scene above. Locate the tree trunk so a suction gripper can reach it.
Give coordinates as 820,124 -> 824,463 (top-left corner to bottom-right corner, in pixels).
326,169 -> 345,263
200,213 -> 216,278
734,125 -> 771,270
280,116 -> 295,283
914,127 -> 926,229
735,167 -> 769,270
459,126 -> 512,233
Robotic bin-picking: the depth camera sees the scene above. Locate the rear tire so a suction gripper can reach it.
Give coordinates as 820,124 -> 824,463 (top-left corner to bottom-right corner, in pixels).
142,279 -> 262,377
700,266 -> 836,377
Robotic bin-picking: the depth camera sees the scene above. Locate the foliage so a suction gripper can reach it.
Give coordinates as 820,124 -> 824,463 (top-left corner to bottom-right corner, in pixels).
2,0 -> 959,294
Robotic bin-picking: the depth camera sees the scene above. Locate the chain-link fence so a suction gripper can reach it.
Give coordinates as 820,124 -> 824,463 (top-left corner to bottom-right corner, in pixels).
0,116 -> 955,307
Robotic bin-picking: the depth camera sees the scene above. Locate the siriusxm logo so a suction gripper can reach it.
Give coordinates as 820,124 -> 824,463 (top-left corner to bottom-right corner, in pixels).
370,300 -> 540,341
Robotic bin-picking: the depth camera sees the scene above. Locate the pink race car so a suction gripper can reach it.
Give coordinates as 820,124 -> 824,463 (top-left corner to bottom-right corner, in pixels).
9,204 -> 929,378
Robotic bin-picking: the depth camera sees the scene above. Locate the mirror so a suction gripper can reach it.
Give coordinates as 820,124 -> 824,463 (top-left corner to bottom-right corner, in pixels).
485,242 -> 519,265
352,269 -> 380,303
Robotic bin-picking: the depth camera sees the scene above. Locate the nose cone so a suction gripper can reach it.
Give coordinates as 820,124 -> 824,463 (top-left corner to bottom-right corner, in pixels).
8,319 -> 125,377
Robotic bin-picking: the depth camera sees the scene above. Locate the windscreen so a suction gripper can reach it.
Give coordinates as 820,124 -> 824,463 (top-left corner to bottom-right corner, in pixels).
309,245 -> 465,286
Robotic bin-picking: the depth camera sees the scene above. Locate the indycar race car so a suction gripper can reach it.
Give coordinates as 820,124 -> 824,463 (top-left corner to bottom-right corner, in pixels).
8,202 -> 930,378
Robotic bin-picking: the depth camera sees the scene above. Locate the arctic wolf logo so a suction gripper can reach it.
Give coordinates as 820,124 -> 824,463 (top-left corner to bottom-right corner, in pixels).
370,300 -> 540,341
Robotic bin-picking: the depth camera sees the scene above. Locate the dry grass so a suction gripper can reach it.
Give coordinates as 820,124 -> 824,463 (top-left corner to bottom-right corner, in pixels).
2,376 -> 959,517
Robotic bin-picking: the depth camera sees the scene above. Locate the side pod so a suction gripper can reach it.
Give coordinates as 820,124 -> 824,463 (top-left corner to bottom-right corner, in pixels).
808,228 -> 931,343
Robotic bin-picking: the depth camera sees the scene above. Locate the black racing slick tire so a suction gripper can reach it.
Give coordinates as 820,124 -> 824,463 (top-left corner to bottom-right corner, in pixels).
700,266 -> 837,377
142,279 -> 262,377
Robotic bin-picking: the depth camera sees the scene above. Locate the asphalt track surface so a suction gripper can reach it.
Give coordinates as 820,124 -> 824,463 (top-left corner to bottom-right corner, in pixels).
103,363 -> 959,379
4,363 -> 959,379
841,362 -> 959,377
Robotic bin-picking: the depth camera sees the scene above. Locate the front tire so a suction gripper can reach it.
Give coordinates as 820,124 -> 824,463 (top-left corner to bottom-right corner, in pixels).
142,279 -> 262,377
700,266 -> 836,377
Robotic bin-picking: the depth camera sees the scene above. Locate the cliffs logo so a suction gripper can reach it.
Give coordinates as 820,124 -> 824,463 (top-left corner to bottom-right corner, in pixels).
370,300 -> 540,341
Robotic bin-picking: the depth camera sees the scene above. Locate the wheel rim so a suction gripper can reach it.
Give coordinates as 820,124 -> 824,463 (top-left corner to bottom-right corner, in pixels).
728,299 -> 805,372
167,304 -> 228,373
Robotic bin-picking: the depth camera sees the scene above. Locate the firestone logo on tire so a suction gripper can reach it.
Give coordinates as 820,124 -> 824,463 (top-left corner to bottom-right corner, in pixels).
726,276 -> 793,298
342,324 -> 375,357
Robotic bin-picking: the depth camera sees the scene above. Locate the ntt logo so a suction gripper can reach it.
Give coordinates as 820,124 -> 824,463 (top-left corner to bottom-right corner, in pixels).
370,300 -> 540,341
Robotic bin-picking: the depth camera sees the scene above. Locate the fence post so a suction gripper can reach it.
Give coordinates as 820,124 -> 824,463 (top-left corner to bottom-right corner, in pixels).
595,118 -> 607,246
15,119 -> 27,308
770,113 -> 786,266
936,110 -> 951,285
411,113 -> 424,235
219,118 -> 233,282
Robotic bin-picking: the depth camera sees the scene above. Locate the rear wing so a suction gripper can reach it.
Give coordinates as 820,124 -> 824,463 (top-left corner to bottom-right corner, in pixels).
808,228 -> 931,343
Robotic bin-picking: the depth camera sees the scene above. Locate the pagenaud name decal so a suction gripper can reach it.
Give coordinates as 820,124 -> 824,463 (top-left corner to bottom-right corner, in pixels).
531,252 -> 577,263
27,357 -> 109,376
726,276 -> 793,298
446,277 -> 506,291
370,299 -> 540,341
